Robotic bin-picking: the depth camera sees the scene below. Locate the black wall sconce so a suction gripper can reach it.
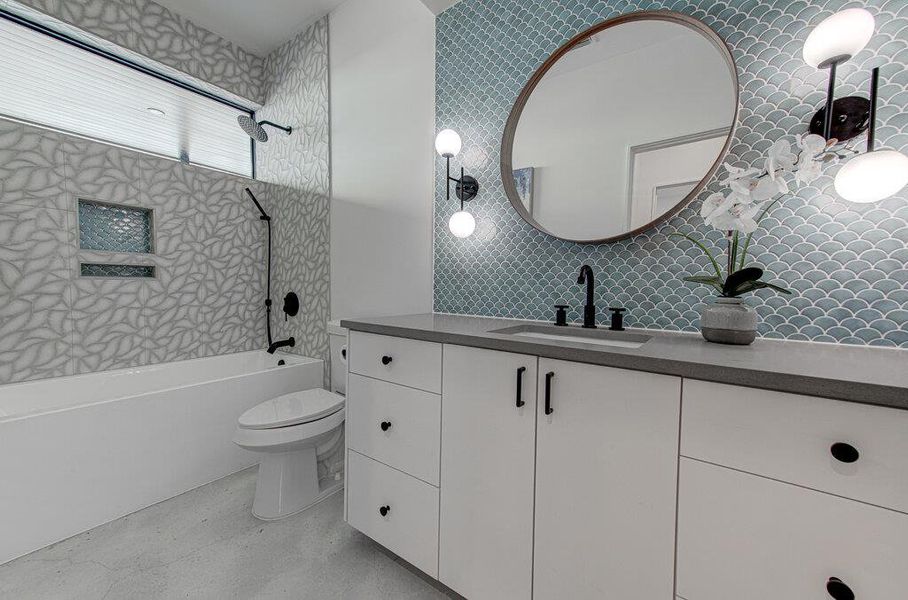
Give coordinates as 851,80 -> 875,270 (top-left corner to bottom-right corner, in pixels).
803,8 -> 908,203
435,129 -> 479,238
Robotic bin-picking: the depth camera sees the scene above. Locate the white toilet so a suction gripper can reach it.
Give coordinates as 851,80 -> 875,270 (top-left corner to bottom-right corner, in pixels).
233,323 -> 348,520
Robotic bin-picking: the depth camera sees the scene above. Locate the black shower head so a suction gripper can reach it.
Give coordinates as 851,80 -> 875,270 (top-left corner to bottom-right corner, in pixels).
237,116 -> 293,143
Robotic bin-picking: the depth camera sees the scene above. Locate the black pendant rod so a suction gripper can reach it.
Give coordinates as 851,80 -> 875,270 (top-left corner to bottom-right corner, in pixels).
823,61 -> 838,140
867,67 -> 879,152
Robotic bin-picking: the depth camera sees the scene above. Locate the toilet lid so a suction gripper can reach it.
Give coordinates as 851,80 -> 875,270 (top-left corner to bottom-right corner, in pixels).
238,389 -> 345,430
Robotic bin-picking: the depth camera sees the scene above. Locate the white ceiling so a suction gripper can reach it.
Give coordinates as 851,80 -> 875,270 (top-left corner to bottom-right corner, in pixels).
155,0 -> 465,57
154,0 -> 346,57
419,0 -> 463,14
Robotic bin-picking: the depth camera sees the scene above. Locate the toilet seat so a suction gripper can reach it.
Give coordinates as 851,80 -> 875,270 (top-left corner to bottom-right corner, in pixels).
238,389 -> 344,430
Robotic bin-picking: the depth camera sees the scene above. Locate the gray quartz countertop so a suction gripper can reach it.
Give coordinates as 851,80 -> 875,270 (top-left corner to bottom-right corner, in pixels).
340,313 -> 908,410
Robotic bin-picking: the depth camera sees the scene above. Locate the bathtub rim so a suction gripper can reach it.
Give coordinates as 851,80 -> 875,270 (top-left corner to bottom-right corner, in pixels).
0,350 -> 323,424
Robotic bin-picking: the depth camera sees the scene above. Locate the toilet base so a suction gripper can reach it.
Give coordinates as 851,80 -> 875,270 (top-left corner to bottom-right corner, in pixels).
251,447 -> 342,520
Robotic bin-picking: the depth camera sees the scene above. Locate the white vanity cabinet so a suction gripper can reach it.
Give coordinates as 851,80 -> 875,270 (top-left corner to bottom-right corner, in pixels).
344,328 -> 908,600
440,346 -> 538,600
533,358 -> 681,599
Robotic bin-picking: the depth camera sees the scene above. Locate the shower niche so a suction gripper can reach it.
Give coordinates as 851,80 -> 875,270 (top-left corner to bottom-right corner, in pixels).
77,199 -> 156,278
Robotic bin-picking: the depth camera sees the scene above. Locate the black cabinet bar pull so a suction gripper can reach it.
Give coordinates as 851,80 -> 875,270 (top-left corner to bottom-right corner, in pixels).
379,505 -> 390,517
544,371 -> 555,415
381,355 -> 393,365
826,577 -> 854,600
380,421 -> 392,431
516,367 -> 526,408
830,442 -> 859,464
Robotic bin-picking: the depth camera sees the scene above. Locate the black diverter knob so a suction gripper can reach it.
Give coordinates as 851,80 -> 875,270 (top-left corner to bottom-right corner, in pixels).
830,442 -> 859,464
380,421 -> 392,432
379,505 -> 391,517
381,355 -> 393,365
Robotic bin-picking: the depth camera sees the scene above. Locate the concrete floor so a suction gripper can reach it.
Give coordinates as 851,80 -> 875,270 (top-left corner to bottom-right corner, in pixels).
0,468 -> 456,600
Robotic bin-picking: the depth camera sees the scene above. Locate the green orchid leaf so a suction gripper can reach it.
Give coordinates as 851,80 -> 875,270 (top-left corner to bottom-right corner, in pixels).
723,267 -> 764,296
757,281 -> 793,294
669,233 -> 723,279
726,280 -> 792,298
682,275 -> 724,294
684,275 -> 724,284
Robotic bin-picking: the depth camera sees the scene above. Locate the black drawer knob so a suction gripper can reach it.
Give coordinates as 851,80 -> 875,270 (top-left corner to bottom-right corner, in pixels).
380,421 -> 392,431
827,577 -> 854,600
379,505 -> 390,517
381,355 -> 393,365
831,442 -> 859,464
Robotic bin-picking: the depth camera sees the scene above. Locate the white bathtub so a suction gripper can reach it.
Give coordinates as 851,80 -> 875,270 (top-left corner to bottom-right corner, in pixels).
0,351 -> 323,565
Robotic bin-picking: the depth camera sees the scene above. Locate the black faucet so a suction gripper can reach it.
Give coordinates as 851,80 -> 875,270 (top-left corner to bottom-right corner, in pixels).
267,337 -> 295,354
576,264 -> 597,328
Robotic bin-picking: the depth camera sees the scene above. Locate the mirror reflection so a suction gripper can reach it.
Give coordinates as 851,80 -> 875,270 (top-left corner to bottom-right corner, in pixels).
506,16 -> 737,242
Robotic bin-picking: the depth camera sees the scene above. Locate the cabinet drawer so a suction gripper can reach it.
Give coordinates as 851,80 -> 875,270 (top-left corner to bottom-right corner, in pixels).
349,332 -> 441,393
677,458 -> 908,600
347,374 -> 441,485
346,450 -> 439,577
682,379 -> 908,513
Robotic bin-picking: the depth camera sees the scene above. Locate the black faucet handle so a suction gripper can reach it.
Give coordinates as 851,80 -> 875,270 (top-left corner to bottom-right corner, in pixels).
608,307 -> 626,331
554,304 -> 569,326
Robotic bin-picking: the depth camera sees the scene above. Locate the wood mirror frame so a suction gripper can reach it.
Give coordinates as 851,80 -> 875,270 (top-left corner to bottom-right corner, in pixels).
500,10 -> 740,244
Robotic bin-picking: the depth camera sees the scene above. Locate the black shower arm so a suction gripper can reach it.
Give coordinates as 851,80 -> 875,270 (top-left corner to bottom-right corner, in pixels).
244,188 -> 270,221
258,121 -> 293,135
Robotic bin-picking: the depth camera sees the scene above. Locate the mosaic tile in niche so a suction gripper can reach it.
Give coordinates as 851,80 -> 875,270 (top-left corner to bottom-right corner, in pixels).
80,263 -> 155,278
78,201 -> 153,253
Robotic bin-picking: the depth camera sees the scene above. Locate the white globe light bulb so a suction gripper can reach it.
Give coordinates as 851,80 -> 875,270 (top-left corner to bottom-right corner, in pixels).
435,129 -> 462,157
803,8 -> 875,68
448,210 -> 476,238
834,150 -> 908,204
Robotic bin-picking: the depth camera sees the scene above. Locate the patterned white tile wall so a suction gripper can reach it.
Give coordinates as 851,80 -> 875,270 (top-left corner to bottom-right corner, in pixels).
255,17 -> 337,480
434,0 -> 908,348
257,16 -> 332,383
0,117 -> 286,383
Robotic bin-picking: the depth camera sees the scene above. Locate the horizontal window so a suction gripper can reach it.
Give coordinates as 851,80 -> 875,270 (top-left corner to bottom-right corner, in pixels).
0,14 -> 254,177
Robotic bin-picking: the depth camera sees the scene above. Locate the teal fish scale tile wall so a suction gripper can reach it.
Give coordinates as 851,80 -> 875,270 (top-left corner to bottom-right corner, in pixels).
434,0 -> 908,347
78,201 -> 153,254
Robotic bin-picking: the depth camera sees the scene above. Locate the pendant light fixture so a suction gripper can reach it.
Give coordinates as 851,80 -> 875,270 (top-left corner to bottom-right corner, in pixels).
834,68 -> 908,203
803,8 -> 875,143
803,8 -> 908,203
435,129 -> 479,238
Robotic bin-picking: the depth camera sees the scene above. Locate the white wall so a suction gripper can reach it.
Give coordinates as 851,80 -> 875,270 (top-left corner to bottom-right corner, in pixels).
329,0 -> 436,320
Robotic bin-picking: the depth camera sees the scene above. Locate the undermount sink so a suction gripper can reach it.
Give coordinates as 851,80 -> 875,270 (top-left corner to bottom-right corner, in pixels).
490,324 -> 652,349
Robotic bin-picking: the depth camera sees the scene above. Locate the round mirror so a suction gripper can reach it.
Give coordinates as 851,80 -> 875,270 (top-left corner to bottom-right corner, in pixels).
501,11 -> 738,243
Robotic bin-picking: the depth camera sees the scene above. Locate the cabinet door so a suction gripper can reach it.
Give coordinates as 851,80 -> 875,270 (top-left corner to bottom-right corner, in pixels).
439,345 -> 537,600
534,359 -> 681,600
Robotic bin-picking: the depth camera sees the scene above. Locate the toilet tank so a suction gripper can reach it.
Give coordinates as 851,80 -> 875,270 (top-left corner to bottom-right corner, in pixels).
328,321 -> 348,395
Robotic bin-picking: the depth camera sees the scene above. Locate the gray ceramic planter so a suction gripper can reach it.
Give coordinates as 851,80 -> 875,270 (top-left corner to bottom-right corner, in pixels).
700,297 -> 757,345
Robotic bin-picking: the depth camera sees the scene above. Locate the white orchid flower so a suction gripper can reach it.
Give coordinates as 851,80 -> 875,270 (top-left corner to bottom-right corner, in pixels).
765,139 -> 797,178
795,157 -> 823,185
797,133 -> 827,158
728,201 -> 761,233
701,188 -> 758,232
700,191 -> 735,221
792,133 -> 827,186
721,163 -> 761,185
